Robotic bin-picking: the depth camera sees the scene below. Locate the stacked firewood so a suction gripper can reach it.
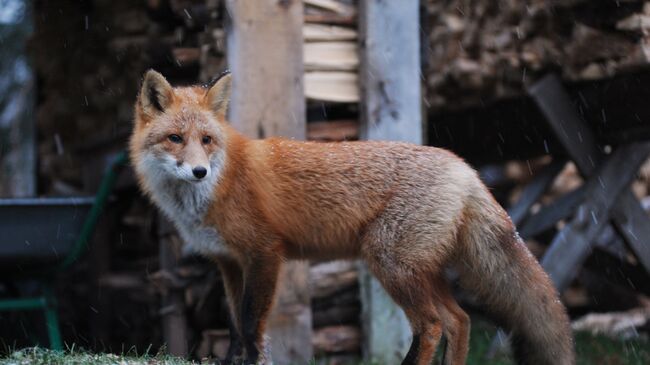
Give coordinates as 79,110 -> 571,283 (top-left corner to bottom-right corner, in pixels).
425,0 -> 650,110
310,261 -> 362,363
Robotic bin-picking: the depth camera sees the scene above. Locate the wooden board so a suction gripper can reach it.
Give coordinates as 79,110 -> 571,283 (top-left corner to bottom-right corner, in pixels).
305,72 -> 359,102
305,0 -> 355,16
508,161 -> 565,226
304,41 -> 358,71
307,120 -> 359,141
225,1 -> 313,364
304,24 -> 357,42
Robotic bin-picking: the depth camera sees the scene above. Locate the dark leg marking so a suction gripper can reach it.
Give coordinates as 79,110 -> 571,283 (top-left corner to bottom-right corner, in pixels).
240,290 -> 260,364
225,312 -> 243,364
402,334 -> 422,365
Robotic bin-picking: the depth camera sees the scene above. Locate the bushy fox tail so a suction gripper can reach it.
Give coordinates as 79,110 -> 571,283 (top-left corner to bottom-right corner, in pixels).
455,194 -> 575,365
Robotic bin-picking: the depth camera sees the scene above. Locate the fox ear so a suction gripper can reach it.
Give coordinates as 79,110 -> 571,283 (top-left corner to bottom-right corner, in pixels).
205,72 -> 232,120
139,70 -> 173,116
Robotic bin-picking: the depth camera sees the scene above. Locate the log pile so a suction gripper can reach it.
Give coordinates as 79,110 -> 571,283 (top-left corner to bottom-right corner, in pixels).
425,0 -> 650,110
310,261 -> 362,363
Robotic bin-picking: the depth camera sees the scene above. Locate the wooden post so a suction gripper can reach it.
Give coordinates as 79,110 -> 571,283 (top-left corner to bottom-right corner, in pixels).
0,2 -> 35,197
357,0 -> 421,363
158,214 -> 189,357
225,1 -> 313,363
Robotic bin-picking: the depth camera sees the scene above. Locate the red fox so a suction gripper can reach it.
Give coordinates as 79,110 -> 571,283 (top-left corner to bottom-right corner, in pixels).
130,70 -> 575,365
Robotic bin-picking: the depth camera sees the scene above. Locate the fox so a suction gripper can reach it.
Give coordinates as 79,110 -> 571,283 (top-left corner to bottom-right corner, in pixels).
129,69 -> 575,365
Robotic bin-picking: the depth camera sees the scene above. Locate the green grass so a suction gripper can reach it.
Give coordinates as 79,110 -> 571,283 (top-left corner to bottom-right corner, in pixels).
0,347 -> 197,365
1,318 -> 648,364
461,317 -> 650,365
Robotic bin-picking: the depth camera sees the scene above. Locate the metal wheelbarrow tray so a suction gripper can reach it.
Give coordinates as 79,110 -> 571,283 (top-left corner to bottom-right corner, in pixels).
0,197 -> 95,272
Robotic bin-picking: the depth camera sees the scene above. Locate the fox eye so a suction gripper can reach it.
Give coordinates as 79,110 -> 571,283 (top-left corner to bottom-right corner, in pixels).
202,136 -> 212,144
168,134 -> 183,144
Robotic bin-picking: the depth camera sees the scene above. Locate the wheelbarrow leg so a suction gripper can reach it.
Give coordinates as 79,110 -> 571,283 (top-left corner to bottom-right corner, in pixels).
43,286 -> 63,350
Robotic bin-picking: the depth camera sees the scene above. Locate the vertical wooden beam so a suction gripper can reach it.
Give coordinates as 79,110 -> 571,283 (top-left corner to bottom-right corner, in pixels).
0,2 -> 35,197
358,0 -> 422,145
226,0 -> 306,140
358,0 -> 420,363
226,1 -> 313,364
158,214 -> 189,357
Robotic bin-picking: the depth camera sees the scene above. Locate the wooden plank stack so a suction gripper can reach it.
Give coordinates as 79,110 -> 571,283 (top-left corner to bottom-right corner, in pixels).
304,0 -> 360,103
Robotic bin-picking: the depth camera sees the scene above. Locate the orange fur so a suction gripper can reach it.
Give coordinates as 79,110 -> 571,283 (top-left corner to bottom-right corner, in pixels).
130,70 -> 575,365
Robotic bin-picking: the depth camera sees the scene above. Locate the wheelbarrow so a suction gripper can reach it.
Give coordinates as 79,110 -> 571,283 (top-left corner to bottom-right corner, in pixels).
0,152 -> 127,350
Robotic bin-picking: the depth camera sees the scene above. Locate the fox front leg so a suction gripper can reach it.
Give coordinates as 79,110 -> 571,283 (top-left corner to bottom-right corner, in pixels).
240,254 -> 282,365
216,256 -> 245,364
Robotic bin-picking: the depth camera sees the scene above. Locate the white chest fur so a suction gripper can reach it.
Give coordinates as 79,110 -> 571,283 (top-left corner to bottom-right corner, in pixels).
176,222 -> 228,256
139,153 -> 229,256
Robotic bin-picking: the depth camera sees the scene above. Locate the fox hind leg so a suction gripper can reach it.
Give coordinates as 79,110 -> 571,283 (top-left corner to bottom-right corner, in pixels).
363,259 -> 443,364
383,278 -> 443,365
401,309 -> 443,365
433,278 -> 470,365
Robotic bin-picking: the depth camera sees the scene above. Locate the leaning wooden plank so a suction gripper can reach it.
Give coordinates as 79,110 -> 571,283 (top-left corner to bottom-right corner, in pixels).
508,160 -> 565,226
305,72 -> 359,102
530,74 -> 650,274
304,23 -> 357,42
226,1 -> 313,364
304,42 -> 358,71
541,142 -> 650,291
519,186 -> 586,239
529,74 -> 601,176
611,191 -> 650,272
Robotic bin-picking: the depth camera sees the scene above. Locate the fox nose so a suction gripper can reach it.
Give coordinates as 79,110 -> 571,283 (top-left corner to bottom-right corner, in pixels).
192,166 -> 207,179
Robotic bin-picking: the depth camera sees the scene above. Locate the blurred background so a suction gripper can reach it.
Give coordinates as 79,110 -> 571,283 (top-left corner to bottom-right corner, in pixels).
1,0 -> 650,364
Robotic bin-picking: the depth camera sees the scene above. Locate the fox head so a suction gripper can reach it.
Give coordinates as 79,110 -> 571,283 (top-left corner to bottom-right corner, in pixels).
129,70 -> 231,190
